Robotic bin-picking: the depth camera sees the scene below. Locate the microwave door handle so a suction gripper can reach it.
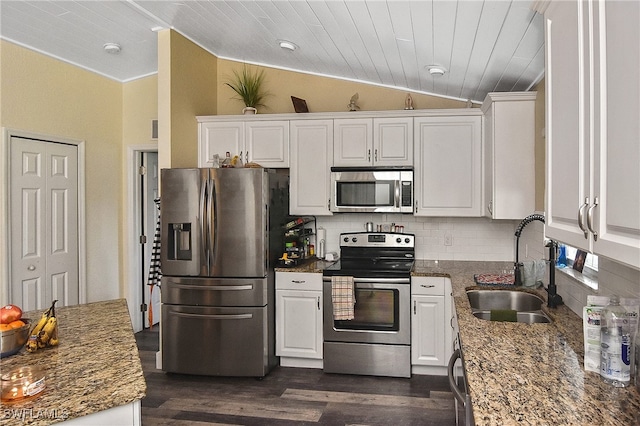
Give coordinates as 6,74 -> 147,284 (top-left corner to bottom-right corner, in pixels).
395,180 -> 401,208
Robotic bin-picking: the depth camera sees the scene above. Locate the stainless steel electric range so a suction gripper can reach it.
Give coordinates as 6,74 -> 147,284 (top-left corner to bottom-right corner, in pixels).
322,232 -> 415,378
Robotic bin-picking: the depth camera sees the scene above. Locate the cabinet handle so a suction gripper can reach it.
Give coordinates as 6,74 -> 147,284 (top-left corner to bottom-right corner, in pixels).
587,196 -> 599,241
488,200 -> 493,215
245,151 -> 249,163
421,284 -> 435,288
415,200 -> 418,214
578,197 -> 589,239
292,280 -> 306,284
368,149 -> 371,162
374,149 -> 378,162
413,300 -> 416,314
328,199 -> 331,210
317,296 -> 320,310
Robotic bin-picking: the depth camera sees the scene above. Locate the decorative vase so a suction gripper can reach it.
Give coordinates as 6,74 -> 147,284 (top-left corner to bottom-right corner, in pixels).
242,107 -> 257,115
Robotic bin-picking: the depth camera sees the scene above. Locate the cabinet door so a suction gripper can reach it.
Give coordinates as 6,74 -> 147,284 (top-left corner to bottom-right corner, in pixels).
483,93 -> 536,220
591,0 -> 640,268
333,118 -> 372,166
245,121 -> 289,167
276,289 -> 323,360
290,120 -> 333,215
373,117 -> 413,167
411,295 -> 445,366
199,122 -> 243,167
414,116 -> 482,216
544,0 -> 592,250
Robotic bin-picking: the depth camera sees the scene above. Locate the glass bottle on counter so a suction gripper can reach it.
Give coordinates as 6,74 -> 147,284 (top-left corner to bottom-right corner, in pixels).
600,295 -> 631,387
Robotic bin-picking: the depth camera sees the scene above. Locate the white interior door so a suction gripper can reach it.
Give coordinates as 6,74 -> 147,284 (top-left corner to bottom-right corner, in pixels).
10,137 -> 79,311
141,151 -> 160,327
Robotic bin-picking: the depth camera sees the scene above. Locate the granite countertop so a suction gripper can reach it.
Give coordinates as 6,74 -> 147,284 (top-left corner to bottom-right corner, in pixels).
1,299 -> 146,425
413,260 -> 640,425
275,258 -> 336,273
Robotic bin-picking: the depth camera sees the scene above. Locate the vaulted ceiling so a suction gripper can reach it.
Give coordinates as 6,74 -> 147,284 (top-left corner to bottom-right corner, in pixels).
0,1 -> 544,103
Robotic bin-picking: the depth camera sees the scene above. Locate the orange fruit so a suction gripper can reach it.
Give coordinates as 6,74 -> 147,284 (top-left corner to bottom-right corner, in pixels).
8,320 -> 25,329
0,323 -> 11,332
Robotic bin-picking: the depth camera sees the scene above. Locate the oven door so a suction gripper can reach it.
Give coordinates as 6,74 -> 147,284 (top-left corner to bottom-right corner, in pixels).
322,277 -> 410,345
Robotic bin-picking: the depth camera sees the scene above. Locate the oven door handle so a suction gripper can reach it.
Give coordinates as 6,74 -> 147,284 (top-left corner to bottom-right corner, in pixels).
322,276 -> 410,284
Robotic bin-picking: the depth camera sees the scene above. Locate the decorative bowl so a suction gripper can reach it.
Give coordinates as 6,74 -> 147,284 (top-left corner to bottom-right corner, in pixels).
1,365 -> 46,403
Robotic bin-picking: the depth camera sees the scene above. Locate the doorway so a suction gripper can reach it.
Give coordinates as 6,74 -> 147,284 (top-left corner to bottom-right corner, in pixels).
126,144 -> 160,332
4,131 -> 85,310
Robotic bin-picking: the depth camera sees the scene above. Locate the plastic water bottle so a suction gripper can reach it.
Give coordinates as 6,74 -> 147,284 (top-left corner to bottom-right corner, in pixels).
600,295 -> 631,387
556,244 -> 567,268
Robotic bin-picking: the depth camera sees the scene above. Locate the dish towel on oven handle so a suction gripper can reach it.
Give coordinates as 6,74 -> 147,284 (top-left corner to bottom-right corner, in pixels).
331,276 -> 355,320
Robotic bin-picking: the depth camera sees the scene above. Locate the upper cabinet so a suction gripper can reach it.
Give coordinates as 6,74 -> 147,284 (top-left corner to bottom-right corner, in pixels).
198,118 -> 289,168
413,114 -> 483,217
289,120 -> 334,216
333,117 -> 413,167
481,92 -> 537,220
543,0 -> 640,269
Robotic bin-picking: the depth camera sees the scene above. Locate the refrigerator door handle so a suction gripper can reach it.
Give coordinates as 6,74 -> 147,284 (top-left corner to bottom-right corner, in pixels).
208,177 -> 216,268
169,284 -> 254,291
199,178 -> 209,273
173,311 -> 253,320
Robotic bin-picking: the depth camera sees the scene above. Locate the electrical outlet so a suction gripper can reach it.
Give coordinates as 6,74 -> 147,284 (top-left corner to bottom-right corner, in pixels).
444,232 -> 453,246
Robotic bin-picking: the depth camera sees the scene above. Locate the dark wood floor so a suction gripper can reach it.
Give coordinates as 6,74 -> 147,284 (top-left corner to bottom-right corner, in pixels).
135,328 -> 457,425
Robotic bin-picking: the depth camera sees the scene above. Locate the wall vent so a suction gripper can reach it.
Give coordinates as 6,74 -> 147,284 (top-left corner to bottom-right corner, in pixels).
151,119 -> 158,140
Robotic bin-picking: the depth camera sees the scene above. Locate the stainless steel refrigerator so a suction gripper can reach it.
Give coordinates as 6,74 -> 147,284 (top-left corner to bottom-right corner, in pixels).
160,167 -> 288,376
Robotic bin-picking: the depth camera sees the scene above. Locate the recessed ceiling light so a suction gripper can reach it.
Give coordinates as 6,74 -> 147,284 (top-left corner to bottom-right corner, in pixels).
427,66 -> 447,76
278,40 -> 297,51
103,43 -> 121,54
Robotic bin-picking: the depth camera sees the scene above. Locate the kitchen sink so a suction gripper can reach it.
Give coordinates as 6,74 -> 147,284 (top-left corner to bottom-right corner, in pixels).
466,289 -> 552,324
471,310 -> 552,324
467,289 -> 544,311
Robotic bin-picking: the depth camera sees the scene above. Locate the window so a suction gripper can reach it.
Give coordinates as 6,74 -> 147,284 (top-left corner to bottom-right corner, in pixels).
559,244 -> 598,290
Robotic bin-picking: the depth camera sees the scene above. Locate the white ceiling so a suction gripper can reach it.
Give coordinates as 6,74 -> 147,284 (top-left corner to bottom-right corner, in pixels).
0,0 -> 545,104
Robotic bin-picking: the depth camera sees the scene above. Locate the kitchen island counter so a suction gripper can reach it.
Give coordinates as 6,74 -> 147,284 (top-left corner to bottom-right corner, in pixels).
413,260 -> 640,425
1,299 -> 146,425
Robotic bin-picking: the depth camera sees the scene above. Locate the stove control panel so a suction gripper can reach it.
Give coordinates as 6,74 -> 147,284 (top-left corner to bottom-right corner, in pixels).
339,232 -> 414,248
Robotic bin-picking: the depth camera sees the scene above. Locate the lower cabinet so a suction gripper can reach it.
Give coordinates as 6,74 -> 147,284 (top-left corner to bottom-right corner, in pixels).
275,272 -> 323,368
411,276 -> 453,375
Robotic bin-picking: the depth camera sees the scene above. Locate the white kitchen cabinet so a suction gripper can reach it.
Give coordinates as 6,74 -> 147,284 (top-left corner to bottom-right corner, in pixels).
543,0 -> 640,269
333,117 -> 413,167
411,276 -> 453,374
198,119 -> 289,168
413,114 -> 482,216
289,120 -> 334,216
275,272 -> 323,368
481,92 -> 537,220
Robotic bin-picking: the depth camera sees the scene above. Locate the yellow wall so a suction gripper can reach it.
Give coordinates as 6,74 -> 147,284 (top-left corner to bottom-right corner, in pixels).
158,30 -> 218,169
217,59 -> 468,115
0,39 -> 123,303
533,79 -> 546,211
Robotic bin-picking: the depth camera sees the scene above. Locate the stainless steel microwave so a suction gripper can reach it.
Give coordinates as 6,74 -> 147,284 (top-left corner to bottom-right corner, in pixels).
330,168 -> 413,213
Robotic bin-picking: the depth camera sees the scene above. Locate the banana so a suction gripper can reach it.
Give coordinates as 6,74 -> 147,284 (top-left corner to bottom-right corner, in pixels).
38,317 -> 57,346
25,300 -> 58,352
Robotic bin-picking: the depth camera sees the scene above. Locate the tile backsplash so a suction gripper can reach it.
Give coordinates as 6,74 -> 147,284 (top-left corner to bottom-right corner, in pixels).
316,214 -> 519,261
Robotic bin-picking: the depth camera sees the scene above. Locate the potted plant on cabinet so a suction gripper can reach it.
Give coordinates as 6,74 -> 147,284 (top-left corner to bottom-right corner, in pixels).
225,66 -> 269,114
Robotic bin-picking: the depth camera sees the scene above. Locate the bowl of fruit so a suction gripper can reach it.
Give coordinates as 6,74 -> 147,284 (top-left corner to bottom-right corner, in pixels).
0,305 -> 30,358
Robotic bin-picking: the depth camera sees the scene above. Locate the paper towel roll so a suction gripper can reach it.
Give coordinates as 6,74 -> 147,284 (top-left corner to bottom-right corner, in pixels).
317,227 -> 326,258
